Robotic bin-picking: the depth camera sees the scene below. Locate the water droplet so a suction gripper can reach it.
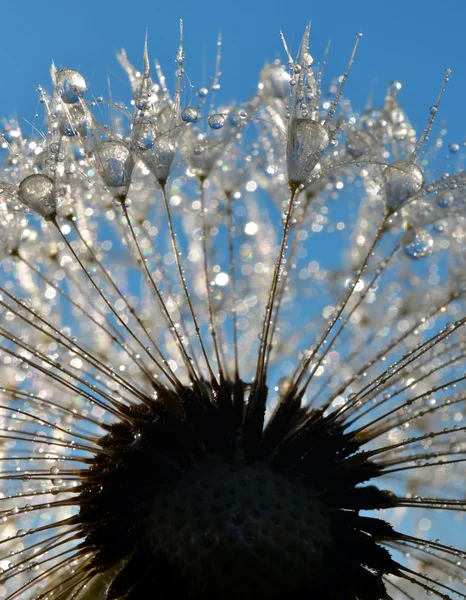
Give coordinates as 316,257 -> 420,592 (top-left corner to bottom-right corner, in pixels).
229,109 -> 248,128
208,114 -> 225,129
135,96 -> 150,111
197,87 -> 209,98
18,174 -> 56,218
389,80 -> 402,92
382,160 -> 424,211
132,123 -> 154,151
346,129 -> 373,158
181,107 -> 200,123
275,376 -> 293,398
449,143 -> 460,154
92,140 -> 135,196
402,228 -> 433,260
139,138 -> 176,183
287,119 -> 329,186
55,69 -> 86,104
436,190 -> 454,208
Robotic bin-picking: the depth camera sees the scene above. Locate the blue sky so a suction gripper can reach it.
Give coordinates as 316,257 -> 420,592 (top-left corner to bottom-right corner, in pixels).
2,0 -> 466,138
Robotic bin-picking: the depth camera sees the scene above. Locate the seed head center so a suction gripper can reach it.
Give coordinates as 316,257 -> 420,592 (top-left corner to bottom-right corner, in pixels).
147,461 -> 332,597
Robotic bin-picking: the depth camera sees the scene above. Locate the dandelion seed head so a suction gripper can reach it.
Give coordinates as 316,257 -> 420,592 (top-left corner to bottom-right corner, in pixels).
0,20 -> 465,600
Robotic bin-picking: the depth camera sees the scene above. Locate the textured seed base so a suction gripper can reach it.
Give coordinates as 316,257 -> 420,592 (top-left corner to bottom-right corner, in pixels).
147,461 -> 332,597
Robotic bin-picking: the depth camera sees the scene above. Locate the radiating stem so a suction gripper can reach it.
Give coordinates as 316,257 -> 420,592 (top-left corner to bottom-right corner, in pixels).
301,239 -> 402,399
226,191 -> 239,381
119,199 -> 201,386
255,184 -> 298,388
241,185 -> 297,461
264,190 -> 310,373
51,217 -> 180,390
160,183 -> 218,386
291,212 -> 389,394
15,251 -> 156,387
141,225 -> 204,377
199,178 -> 226,381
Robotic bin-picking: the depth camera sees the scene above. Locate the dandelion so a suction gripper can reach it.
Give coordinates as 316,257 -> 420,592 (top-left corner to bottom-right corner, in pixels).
0,22 -> 466,600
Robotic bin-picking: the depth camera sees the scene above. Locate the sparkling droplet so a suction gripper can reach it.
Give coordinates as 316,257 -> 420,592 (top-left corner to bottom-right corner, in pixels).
449,143 -> 460,154
132,123 -> 155,151
229,109 -> 248,128
181,107 -> 200,123
346,129 -> 373,158
18,174 -> 56,218
436,190 -> 454,208
55,69 -> 87,104
135,96 -> 150,111
393,123 -> 409,141
197,87 -> 209,98
287,119 -> 329,186
402,228 -> 434,260
57,105 -> 88,138
208,114 -> 226,130
382,160 -> 424,211
275,376 -> 293,398
92,140 -> 135,197
140,138 -> 176,184
389,80 -> 402,92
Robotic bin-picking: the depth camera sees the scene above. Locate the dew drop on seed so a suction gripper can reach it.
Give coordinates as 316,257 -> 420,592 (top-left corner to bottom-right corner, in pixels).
346,129 -> 373,158
229,109 -> 248,128
181,107 -> 200,123
402,229 -> 433,260
135,96 -> 150,111
92,140 -> 134,195
132,123 -> 155,151
436,190 -> 454,208
382,160 -> 424,211
18,174 -> 56,218
208,114 -> 225,129
287,119 -> 329,185
55,69 -> 87,104
275,376 -> 293,398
